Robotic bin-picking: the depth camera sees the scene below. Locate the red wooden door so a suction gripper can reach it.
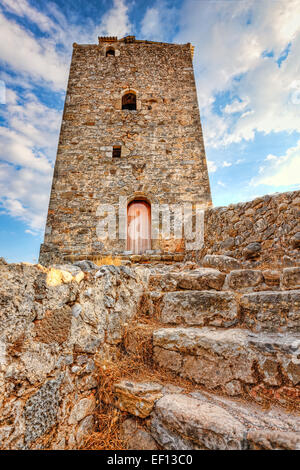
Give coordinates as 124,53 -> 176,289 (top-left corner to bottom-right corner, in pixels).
127,201 -> 151,254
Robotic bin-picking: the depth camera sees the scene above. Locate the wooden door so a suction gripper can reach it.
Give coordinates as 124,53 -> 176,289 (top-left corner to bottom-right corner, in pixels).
127,201 -> 151,254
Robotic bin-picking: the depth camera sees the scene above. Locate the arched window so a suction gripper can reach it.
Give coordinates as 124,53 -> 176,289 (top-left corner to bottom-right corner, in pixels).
122,92 -> 136,110
106,47 -> 115,57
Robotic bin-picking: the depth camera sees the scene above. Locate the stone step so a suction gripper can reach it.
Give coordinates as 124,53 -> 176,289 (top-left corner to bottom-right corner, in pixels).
64,253 -> 185,264
153,327 -> 300,404
151,391 -> 300,450
148,268 -> 225,291
157,290 -> 238,327
111,380 -> 300,450
240,290 -> 300,332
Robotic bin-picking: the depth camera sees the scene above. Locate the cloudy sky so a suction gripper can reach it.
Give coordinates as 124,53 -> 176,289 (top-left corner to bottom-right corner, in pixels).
0,0 -> 300,262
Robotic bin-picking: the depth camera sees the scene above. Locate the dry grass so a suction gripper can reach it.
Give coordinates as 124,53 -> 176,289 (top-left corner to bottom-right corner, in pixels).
82,313 -> 204,450
83,404 -> 128,450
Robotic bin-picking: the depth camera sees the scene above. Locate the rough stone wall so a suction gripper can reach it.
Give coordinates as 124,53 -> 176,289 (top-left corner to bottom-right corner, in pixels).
200,190 -> 300,267
39,37 -> 212,265
0,261 -> 144,449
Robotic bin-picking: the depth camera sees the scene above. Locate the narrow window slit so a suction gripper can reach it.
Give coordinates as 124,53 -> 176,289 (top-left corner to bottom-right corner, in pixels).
112,146 -> 121,158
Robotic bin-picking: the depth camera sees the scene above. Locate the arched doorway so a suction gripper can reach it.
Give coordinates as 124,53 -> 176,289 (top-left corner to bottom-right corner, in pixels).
127,200 -> 151,254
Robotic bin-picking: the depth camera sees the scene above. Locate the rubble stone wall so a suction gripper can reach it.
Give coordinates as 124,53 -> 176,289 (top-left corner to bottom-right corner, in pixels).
200,190 -> 300,267
0,261 -> 144,449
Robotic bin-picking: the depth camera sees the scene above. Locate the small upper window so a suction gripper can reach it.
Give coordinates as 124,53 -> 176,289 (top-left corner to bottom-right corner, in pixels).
112,146 -> 121,158
106,47 -> 115,57
122,92 -> 136,110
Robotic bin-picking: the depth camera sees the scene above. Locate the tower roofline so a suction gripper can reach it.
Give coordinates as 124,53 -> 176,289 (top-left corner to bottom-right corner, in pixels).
74,35 -> 195,58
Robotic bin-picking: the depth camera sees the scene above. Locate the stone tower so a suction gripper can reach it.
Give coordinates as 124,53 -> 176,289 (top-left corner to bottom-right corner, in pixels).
39,36 -> 212,265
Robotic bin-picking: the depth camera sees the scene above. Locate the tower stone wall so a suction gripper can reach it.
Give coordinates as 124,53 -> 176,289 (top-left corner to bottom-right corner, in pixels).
39,36 -> 212,265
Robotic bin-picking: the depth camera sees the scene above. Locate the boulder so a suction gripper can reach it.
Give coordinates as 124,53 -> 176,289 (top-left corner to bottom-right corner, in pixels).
202,255 -> 241,272
243,242 -> 261,259
121,418 -> 158,450
113,381 -> 163,418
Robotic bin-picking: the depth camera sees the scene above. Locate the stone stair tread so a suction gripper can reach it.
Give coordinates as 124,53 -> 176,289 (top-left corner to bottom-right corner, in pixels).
148,268 -> 226,291
153,327 -> 300,397
111,378 -> 300,450
240,289 -> 300,332
152,391 -> 300,450
158,289 -> 237,327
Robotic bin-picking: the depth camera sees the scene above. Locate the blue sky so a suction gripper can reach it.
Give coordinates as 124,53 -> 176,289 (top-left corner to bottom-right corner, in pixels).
0,0 -> 300,262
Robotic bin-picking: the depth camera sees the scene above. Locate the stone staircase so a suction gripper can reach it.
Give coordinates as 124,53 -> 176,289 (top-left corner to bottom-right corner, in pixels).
111,257 -> 300,450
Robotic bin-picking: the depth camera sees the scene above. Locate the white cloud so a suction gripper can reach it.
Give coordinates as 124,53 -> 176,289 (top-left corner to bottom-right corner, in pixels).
223,99 -> 249,114
140,1 -> 178,42
252,140 -> 300,187
0,0 -> 133,232
1,0 -> 56,32
97,0 -> 132,38
0,88 -> 61,230
0,11 -> 68,90
141,7 -> 160,39
207,160 -> 217,173
175,0 -> 300,148
222,161 -> 232,168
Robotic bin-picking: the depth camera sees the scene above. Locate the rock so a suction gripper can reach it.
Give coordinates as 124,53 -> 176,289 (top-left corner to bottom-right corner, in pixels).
202,255 -> 241,273
178,268 -> 225,291
73,260 -> 99,272
291,232 -> 300,249
46,268 -> 73,286
262,270 -> 280,286
72,303 -> 82,318
243,242 -> 261,259
131,255 -> 142,262
227,269 -> 263,290
153,327 -> 300,390
74,271 -> 85,283
113,381 -> 163,418
281,267 -> 300,290
224,380 -> 243,396
152,394 -> 246,450
24,377 -> 62,446
153,327 -> 255,388
121,418 -> 158,450
76,415 -> 94,447
247,430 -> 300,450
51,264 -> 82,276
221,237 -> 235,250
159,291 -> 238,327
68,396 -> 96,424
0,257 -> 7,265
240,290 -> 300,331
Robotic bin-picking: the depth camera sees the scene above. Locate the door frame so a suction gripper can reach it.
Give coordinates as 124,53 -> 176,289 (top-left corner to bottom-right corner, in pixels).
126,199 -> 151,253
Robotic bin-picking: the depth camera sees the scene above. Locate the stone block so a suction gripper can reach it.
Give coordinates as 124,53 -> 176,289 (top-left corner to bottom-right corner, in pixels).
159,291 -> 238,327
240,290 -> 300,331
202,255 -> 241,272
281,267 -> 300,289
152,394 -> 246,450
227,269 -> 263,290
